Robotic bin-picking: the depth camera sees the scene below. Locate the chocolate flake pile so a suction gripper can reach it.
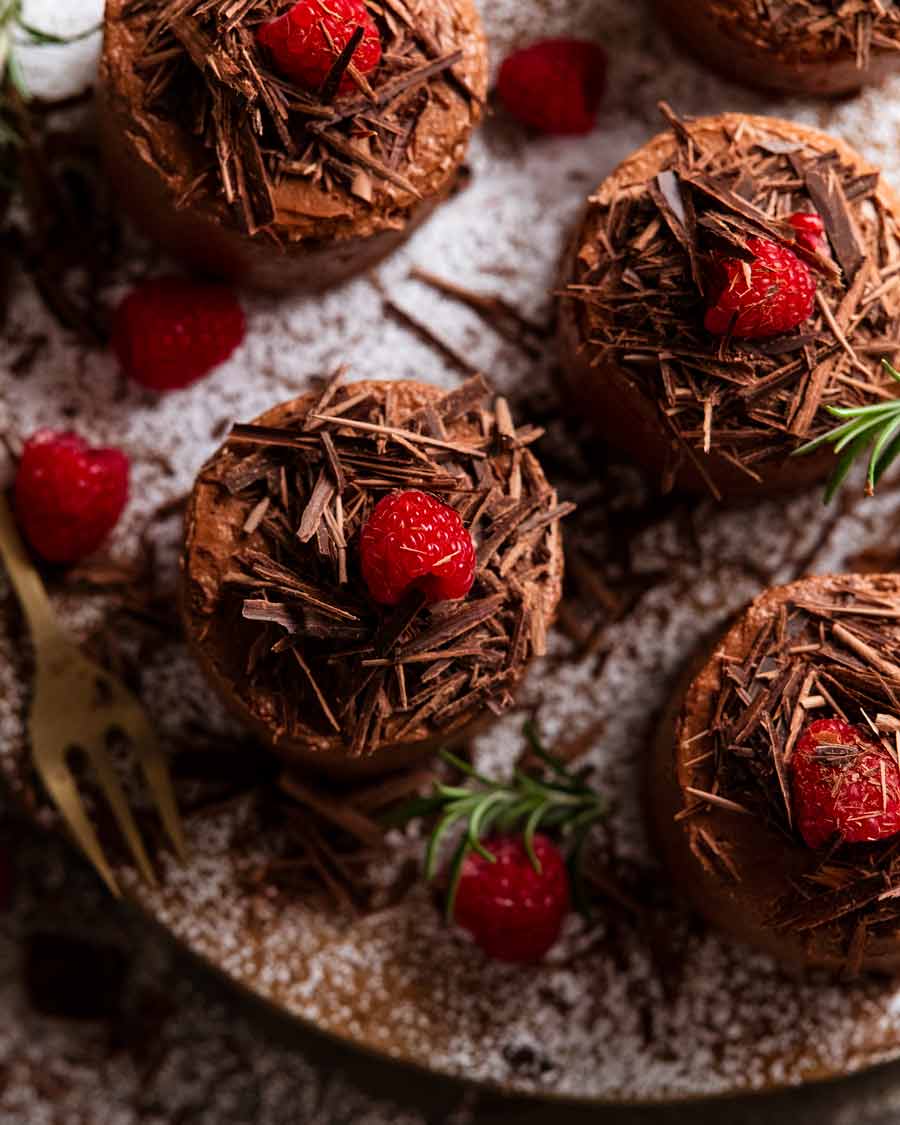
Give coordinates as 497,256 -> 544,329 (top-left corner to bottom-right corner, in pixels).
192,373 -> 570,757
121,0 -> 480,236
566,105 -> 900,497
697,578 -> 900,952
710,0 -> 900,68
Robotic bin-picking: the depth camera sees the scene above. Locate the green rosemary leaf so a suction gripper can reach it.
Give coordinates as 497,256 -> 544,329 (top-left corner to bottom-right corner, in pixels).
6,48 -> 25,96
869,415 -> 900,489
523,719 -> 575,782
529,805 -> 572,829
424,803 -> 471,882
511,769 -> 550,799
824,430 -> 871,504
476,801 -> 508,845
16,20 -> 100,45
874,430 -> 900,487
523,804 -> 547,871
444,833 -> 471,922
438,749 -> 495,787
493,796 -> 535,834
792,425 -> 851,458
434,785 -> 477,801
832,411 -> 896,453
467,792 -> 506,859
793,359 -> 900,499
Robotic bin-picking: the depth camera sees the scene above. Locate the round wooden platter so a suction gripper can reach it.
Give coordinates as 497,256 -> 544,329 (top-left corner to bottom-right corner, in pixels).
3,443 -> 900,1107
7,0 -> 900,1109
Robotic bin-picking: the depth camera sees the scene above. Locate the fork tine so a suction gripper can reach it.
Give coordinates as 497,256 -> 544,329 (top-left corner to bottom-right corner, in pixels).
85,742 -> 158,887
38,757 -> 121,897
134,729 -> 189,862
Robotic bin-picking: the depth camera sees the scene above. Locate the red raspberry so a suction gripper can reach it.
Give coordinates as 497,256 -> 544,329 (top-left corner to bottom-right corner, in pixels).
453,834 -> 570,963
112,277 -> 245,393
788,211 -> 825,254
498,39 -> 607,136
256,0 -> 382,95
704,237 -> 816,339
14,431 -> 129,564
791,717 -> 900,849
359,489 -> 476,607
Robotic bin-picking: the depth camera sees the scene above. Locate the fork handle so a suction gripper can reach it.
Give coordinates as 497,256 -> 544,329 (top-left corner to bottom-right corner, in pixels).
0,493 -> 64,650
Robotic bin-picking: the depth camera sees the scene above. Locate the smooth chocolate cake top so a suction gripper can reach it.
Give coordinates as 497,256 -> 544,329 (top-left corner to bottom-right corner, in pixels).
565,108 -> 900,497
688,574 -> 900,963
704,0 -> 900,65
182,374 -> 569,759
106,0 -> 486,239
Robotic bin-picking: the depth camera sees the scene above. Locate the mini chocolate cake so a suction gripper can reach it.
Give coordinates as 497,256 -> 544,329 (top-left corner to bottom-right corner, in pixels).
98,0 -> 488,292
558,109 -> 900,501
656,0 -> 900,96
649,573 -> 900,973
180,374 -> 568,779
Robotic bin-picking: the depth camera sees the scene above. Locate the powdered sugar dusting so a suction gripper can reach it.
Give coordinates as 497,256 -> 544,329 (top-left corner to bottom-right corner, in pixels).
4,0 -> 900,1114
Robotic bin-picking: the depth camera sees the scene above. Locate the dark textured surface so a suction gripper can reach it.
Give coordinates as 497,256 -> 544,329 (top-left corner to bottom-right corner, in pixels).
5,0 -> 900,1118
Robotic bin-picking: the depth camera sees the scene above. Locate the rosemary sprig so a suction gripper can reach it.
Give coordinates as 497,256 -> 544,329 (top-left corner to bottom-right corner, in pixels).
793,359 -> 900,501
0,0 -> 100,192
0,2 -> 99,87
386,722 -> 607,919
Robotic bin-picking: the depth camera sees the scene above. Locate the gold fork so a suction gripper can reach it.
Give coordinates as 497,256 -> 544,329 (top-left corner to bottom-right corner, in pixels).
0,493 -> 186,895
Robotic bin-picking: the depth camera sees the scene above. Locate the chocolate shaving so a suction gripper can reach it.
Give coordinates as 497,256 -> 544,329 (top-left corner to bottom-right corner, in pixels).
318,25 -> 365,106
802,160 -> 867,283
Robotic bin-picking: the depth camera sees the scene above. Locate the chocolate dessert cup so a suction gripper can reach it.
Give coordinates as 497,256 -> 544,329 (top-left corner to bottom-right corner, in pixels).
558,110 -> 900,502
98,0 -> 488,292
656,0 -> 900,96
180,374 -> 567,780
648,573 -> 900,973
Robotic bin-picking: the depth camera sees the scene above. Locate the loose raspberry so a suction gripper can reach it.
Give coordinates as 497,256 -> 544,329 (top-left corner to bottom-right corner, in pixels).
14,431 -> 129,564
453,834 -> 570,963
791,717 -> 900,849
359,489 -> 476,607
112,277 -> 245,393
497,39 -> 607,136
256,0 -> 382,95
788,211 -> 826,254
704,237 -> 816,339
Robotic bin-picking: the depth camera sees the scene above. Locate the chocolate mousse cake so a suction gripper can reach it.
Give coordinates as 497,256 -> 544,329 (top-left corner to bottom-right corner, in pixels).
180,374 -> 568,779
98,0 -> 488,292
558,108 -> 900,501
649,573 -> 900,973
656,0 -> 900,96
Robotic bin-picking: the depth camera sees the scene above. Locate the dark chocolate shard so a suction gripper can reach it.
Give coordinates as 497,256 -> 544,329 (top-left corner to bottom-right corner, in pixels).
802,160 -> 868,283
